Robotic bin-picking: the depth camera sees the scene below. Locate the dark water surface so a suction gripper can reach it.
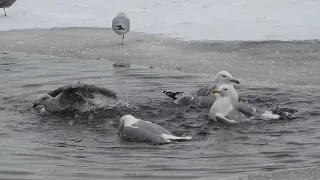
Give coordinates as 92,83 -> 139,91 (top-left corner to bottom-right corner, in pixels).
0,28 -> 320,179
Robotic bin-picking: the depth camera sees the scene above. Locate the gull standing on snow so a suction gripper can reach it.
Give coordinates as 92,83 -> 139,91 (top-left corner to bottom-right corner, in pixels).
0,0 -> 17,16
118,115 -> 192,144
112,12 -> 130,45
32,82 -> 117,113
162,71 -> 240,107
209,84 -> 280,125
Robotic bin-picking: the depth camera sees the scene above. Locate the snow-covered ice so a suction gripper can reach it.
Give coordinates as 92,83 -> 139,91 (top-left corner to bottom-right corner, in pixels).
1,0 -> 319,41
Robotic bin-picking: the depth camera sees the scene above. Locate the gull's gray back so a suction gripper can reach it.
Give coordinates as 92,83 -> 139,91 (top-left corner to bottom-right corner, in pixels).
58,92 -> 87,107
121,120 -> 173,144
175,95 -> 216,108
44,83 -> 116,112
112,13 -> 130,35
233,102 -> 268,117
233,102 -> 256,116
48,83 -> 117,99
133,120 -> 172,136
193,84 -> 216,96
173,85 -> 217,107
224,104 -> 246,122
121,126 -> 167,144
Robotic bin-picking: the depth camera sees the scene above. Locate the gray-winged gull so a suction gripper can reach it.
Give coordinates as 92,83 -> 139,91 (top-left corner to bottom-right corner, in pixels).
112,12 -> 130,45
0,0 -> 16,16
118,115 -> 192,144
32,82 -> 117,113
209,84 -> 279,125
162,71 -> 240,107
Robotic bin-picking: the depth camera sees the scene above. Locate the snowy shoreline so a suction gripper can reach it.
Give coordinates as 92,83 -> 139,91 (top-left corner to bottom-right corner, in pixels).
1,0 -> 319,41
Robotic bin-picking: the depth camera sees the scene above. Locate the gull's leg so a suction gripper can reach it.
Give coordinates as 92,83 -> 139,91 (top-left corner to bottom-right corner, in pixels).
4,8 -> 7,16
121,35 -> 124,45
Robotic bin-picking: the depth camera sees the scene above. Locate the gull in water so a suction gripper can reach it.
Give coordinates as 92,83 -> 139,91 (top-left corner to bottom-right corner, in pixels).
162,71 -> 240,107
118,115 -> 192,144
0,0 -> 17,16
112,12 -> 130,45
32,82 -> 117,113
209,84 -> 280,125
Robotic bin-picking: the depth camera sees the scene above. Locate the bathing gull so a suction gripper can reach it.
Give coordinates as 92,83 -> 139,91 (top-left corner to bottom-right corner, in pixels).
162,71 -> 240,107
0,0 -> 16,16
112,12 -> 130,45
209,84 -> 279,125
32,82 -> 117,113
118,115 -> 192,144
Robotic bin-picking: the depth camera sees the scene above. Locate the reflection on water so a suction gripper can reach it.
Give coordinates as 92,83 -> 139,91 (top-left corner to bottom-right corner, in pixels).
0,49 -> 319,179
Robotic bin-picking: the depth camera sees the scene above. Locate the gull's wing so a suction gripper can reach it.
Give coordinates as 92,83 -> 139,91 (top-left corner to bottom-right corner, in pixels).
234,102 -> 280,120
175,95 -> 216,107
193,85 -> 216,96
233,102 -> 267,117
121,126 -> 167,144
133,120 -> 172,136
233,102 -> 281,121
48,83 -> 117,99
58,91 -> 87,108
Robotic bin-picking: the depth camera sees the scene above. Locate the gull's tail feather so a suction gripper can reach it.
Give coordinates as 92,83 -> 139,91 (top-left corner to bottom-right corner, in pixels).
162,90 -> 184,100
116,25 -> 125,30
161,134 -> 192,141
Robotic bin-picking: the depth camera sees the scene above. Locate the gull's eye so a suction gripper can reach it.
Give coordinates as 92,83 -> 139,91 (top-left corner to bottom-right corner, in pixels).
224,88 -> 227,91
222,75 -> 226,77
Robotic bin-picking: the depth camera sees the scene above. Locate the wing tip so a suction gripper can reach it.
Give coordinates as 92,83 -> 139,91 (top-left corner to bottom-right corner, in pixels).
162,90 -> 184,100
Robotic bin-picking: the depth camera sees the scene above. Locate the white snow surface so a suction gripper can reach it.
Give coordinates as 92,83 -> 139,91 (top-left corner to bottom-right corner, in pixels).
1,0 -> 319,41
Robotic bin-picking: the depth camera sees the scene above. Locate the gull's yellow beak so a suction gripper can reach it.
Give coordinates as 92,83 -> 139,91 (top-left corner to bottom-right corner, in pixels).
212,90 -> 221,94
229,79 -> 240,84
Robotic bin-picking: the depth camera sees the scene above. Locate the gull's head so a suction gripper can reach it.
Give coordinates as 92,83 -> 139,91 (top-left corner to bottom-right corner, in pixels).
32,94 -> 52,108
214,71 -> 240,84
117,12 -> 127,17
118,114 -> 135,136
212,84 -> 234,97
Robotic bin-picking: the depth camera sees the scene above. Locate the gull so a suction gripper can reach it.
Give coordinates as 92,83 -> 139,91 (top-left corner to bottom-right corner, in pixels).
32,82 -> 117,113
118,115 -> 192,144
209,84 -> 280,125
162,71 -> 240,107
112,12 -> 130,45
